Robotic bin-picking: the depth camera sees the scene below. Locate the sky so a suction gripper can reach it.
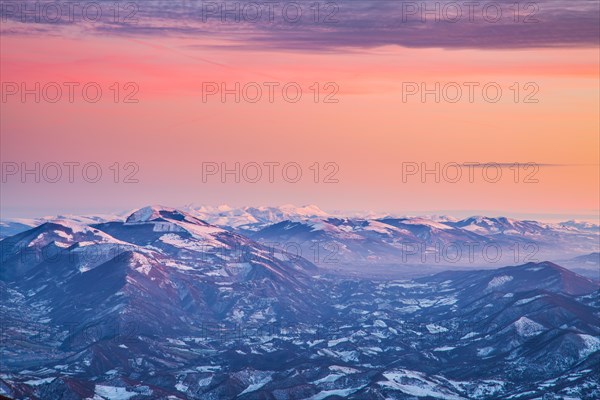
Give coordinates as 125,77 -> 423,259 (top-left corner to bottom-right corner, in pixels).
1,0 -> 599,221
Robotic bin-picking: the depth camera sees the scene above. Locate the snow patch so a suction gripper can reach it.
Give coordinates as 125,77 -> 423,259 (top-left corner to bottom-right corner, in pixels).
309,385 -> 366,400
23,378 -> 55,386
379,370 -> 465,399
238,374 -> 272,395
514,317 -> 545,338
514,295 -> 544,305
434,346 -> 456,352
95,385 -> 137,400
426,324 -> 448,334
578,334 -> 600,358
487,275 -> 513,289
478,347 -> 494,357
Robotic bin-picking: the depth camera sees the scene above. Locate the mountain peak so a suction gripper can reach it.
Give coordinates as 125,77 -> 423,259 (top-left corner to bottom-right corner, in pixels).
509,261 -> 578,275
126,205 -> 190,224
502,261 -> 598,295
424,261 -> 598,297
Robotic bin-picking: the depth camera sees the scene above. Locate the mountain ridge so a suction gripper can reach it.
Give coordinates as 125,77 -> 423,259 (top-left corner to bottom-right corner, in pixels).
1,209 -> 599,400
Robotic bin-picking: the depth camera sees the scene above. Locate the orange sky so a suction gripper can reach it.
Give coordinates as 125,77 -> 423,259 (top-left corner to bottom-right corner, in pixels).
1,21 -> 599,220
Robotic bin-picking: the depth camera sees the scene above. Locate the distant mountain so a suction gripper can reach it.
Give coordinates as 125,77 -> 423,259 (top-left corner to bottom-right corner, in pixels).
559,220 -> 600,233
0,219 -> 40,239
186,204 -> 331,229
567,252 -> 600,267
2,207 -> 598,274
448,216 -> 552,235
0,213 -> 124,239
249,215 -> 599,270
249,217 -> 492,269
555,252 -> 600,281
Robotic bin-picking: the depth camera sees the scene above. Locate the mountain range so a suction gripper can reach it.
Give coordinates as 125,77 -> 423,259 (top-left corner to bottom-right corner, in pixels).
1,205 -> 599,399
2,205 -> 598,276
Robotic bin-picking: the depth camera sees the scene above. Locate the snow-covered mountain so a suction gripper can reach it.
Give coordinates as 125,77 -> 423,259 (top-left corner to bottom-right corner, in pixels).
448,216 -> 551,235
248,215 -> 599,270
0,213 -> 124,239
2,206 -> 598,272
184,204 -> 331,229
1,206 -> 599,399
559,220 -> 600,233
0,204 -> 331,238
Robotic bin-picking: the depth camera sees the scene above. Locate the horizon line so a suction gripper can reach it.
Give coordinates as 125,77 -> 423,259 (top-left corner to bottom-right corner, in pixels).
1,203 -> 599,225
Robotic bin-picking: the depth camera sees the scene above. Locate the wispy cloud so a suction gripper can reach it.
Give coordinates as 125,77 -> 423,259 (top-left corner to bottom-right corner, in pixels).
2,0 -> 598,50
